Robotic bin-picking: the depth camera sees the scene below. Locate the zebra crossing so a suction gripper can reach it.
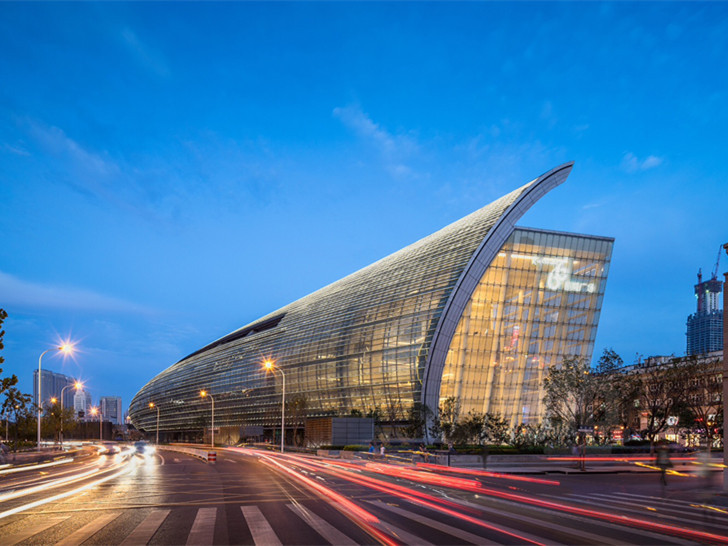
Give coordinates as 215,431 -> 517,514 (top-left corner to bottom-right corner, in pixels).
1,490 -> 725,545
545,490 -> 728,528
1,503 -> 367,546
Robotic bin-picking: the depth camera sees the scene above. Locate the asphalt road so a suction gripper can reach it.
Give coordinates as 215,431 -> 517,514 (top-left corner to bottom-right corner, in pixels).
1,446 -> 726,545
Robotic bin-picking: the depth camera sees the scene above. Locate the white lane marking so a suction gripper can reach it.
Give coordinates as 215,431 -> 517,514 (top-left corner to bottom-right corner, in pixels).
369,500 -> 498,545
611,490 -> 728,512
186,507 -> 216,546
241,505 -> 282,546
439,495 -> 629,546
2,516 -> 68,545
55,512 -> 120,546
120,509 -> 171,545
497,494 -> 686,545
560,492 -> 728,532
287,503 -> 357,545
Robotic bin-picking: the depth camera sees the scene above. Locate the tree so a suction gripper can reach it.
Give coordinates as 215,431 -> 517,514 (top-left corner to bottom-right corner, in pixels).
451,411 -> 484,445
365,406 -> 384,439
543,356 -> 602,436
483,413 -> 510,445
380,389 -> 408,439
43,401 -> 76,443
0,309 -> 19,400
543,354 -> 616,468
402,402 -> 432,441
632,357 -> 689,447
596,348 -> 623,374
0,308 -> 6,367
596,349 -> 641,440
429,396 -> 461,444
2,387 -> 32,449
286,395 -> 307,447
679,355 -> 722,451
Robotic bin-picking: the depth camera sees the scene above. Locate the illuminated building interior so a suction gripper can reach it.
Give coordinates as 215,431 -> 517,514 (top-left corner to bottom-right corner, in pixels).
439,228 -> 612,427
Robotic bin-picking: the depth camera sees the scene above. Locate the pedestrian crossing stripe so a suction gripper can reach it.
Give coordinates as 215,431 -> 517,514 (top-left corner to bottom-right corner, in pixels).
4,493 -> 724,546
241,505 -> 281,545
120,510 -> 171,546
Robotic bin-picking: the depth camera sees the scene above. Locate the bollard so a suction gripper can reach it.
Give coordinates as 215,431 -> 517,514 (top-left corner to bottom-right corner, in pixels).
208,451 -> 217,463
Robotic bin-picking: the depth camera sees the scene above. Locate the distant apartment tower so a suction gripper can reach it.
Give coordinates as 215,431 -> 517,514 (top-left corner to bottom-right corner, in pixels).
687,269 -> 723,355
73,389 -> 93,419
100,396 -> 123,425
33,369 -> 76,409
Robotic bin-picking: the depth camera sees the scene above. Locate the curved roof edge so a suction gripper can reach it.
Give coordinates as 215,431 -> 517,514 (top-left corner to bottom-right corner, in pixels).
421,162 -> 575,414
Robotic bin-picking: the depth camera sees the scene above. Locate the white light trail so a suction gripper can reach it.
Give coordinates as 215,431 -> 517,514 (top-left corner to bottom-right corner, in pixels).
0,458 -> 74,476
0,458 -> 136,520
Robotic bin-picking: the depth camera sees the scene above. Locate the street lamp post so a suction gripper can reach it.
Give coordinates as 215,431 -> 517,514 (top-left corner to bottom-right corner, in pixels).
37,344 -> 74,451
200,391 -> 215,448
264,360 -> 285,453
59,381 -> 82,446
50,397 -> 58,444
91,407 -> 102,441
149,402 -> 160,444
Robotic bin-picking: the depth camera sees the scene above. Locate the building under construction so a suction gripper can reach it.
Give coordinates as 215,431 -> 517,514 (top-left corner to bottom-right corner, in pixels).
686,253 -> 724,355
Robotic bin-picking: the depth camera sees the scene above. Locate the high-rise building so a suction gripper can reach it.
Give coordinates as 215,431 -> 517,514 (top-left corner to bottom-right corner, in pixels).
32,369 -> 76,409
100,396 -> 123,425
73,389 -> 93,420
686,269 -> 723,355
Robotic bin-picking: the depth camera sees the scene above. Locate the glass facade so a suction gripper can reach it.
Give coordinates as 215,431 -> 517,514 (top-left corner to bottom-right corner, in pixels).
439,228 -> 612,427
128,163 -> 612,438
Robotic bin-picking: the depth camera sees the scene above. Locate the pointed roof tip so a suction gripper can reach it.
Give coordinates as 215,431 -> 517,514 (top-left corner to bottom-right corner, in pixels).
524,161 -> 575,194
542,161 -> 575,177
524,162 -> 575,191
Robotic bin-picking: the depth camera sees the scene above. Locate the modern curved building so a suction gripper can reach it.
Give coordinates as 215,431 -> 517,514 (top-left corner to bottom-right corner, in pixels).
129,163 -> 614,443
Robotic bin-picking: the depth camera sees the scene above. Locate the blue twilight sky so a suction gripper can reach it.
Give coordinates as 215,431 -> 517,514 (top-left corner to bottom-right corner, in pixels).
1,2 -> 726,413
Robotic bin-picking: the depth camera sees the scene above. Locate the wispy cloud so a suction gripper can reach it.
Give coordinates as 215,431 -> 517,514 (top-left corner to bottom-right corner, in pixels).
22,118 -> 190,221
0,271 -> 154,314
621,152 -> 664,173
2,143 -> 30,156
21,118 -> 281,222
121,27 -> 170,78
333,105 -> 417,179
27,120 -> 122,201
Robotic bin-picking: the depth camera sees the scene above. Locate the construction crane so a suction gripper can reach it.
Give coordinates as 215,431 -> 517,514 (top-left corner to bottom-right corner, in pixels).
711,244 -> 722,280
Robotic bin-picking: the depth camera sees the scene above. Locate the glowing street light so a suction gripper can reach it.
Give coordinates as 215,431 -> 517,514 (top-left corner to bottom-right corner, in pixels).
149,402 -> 161,445
59,380 -> 82,446
200,391 -> 215,448
37,343 -> 75,451
263,359 -> 285,453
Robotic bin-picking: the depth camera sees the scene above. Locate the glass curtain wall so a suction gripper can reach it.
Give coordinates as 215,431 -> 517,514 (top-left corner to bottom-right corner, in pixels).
439,228 -> 613,427
129,187 -> 531,436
